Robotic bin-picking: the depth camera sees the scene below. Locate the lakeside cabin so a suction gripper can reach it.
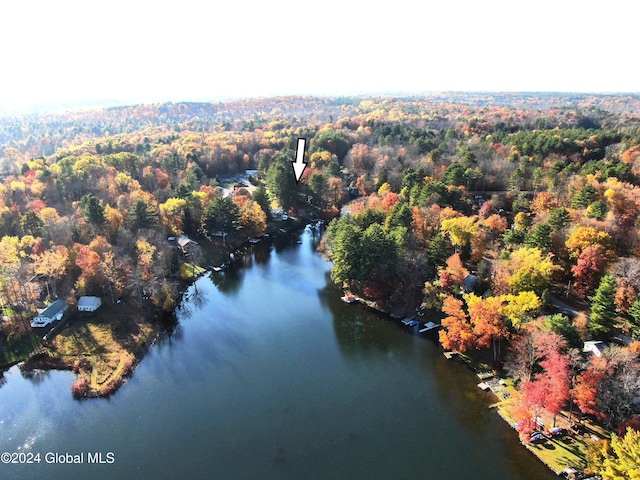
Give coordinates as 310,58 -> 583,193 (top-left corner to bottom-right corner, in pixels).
31,299 -> 67,328
177,236 -> 199,255
78,296 -> 102,312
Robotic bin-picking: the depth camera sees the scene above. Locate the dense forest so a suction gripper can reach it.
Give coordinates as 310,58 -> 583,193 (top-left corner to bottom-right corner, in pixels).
2,93 -> 640,477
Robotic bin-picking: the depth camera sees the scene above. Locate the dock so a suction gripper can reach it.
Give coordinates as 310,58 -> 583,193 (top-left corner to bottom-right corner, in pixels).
419,321 -> 441,333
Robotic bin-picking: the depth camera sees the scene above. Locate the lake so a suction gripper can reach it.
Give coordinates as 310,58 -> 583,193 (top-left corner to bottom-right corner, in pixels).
0,227 -> 556,480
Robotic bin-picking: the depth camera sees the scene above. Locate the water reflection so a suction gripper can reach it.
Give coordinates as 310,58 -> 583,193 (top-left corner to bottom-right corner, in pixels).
0,228 -> 559,480
20,368 -> 52,385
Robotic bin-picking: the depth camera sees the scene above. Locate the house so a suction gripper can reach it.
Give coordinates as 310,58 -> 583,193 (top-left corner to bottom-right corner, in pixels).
31,299 -> 67,328
463,274 -> 478,293
271,209 -> 288,221
78,296 -> 102,312
245,169 -> 258,177
177,236 -> 199,254
583,340 -> 606,357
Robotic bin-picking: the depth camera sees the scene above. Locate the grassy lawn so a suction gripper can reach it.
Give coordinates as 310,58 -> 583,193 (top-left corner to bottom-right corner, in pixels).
48,304 -> 158,396
178,262 -> 207,281
0,330 -> 42,366
498,399 -> 610,474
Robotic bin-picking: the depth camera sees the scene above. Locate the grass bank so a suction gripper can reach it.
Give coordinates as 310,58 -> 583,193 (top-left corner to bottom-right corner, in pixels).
26,303 -> 162,398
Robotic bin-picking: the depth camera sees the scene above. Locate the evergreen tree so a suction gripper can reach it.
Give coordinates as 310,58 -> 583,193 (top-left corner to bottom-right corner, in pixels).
81,194 -> 105,225
525,223 -> 554,252
628,297 -> 640,340
427,233 -> 448,268
128,198 -> 159,230
266,151 -> 297,209
252,186 -> 272,221
308,173 -> 327,206
203,196 -> 240,236
549,207 -> 571,230
589,274 -> 617,338
543,313 -> 583,349
21,211 -> 45,237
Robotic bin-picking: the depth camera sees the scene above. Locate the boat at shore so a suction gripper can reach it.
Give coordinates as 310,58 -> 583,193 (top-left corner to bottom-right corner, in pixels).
401,318 -> 420,327
341,294 -> 358,304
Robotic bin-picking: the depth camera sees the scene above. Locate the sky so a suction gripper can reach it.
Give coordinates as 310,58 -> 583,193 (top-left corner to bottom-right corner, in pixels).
0,0 -> 638,112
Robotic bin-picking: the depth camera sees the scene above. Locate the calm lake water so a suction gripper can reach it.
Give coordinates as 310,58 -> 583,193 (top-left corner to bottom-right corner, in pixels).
0,228 -> 556,480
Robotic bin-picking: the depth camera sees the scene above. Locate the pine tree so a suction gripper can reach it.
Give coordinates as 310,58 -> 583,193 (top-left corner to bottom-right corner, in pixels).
628,297 -> 640,340
589,274 -> 617,338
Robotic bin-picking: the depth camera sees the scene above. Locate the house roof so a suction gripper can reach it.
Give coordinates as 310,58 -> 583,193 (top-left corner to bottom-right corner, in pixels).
177,236 -> 198,247
583,341 -> 606,357
78,296 -> 101,308
39,299 -> 66,318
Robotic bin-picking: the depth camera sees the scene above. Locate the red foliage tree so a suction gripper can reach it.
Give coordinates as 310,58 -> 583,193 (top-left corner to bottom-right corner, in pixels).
573,356 -> 608,421
522,350 -> 571,427
572,244 -> 608,297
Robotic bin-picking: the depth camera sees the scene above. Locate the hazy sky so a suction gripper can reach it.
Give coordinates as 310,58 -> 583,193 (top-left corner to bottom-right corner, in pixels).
1,0 -> 637,111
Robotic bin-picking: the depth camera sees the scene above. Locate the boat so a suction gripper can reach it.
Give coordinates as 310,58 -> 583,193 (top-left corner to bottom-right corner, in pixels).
341,294 -> 358,304
401,318 -> 419,327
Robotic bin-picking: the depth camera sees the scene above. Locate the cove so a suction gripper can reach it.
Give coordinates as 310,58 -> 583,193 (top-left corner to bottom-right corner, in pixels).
0,228 -> 556,480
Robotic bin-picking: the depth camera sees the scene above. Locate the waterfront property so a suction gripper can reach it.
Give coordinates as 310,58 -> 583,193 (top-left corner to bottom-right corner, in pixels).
177,236 -> 199,255
31,299 -> 67,328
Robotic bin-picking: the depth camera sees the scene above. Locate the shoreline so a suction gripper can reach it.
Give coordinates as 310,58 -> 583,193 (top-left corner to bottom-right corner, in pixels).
452,351 -> 608,478
21,306 -> 167,399
13,215 -> 324,399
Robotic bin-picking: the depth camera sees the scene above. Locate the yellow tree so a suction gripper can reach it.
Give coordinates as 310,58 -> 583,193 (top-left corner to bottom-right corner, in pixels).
0,236 -> 22,305
440,215 -> 479,250
159,197 -> 187,235
595,428 -> 640,480
566,226 -> 613,258
501,291 -> 542,330
494,247 -> 559,296
33,246 -> 69,298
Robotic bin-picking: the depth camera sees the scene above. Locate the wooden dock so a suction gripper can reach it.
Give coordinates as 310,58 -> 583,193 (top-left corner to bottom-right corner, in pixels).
419,321 -> 441,333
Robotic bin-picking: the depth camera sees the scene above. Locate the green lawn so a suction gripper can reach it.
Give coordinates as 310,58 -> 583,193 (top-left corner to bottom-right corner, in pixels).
0,330 -> 41,367
178,262 -> 207,281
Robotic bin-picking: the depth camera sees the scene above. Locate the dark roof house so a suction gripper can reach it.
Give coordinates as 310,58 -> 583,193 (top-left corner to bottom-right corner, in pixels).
31,299 -> 67,328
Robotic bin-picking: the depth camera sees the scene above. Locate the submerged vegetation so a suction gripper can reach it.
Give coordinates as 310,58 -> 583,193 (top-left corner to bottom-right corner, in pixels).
1,93 -> 640,476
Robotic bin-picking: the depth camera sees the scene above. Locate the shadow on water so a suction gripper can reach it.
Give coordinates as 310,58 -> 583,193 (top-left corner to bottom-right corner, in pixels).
320,285 -> 399,357
20,368 -> 51,384
211,266 -> 245,294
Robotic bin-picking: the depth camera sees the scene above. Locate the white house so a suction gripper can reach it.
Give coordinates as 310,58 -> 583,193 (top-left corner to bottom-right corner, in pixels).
78,296 -> 102,312
31,299 -> 67,328
583,340 -> 606,357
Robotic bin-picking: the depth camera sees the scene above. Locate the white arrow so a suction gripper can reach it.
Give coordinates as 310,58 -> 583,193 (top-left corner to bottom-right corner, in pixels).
292,137 -> 307,183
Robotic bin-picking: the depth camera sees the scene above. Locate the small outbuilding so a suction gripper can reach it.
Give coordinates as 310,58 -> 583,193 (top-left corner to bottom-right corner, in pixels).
583,340 -> 606,357
31,299 -> 67,328
177,235 -> 199,254
78,296 -> 102,312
